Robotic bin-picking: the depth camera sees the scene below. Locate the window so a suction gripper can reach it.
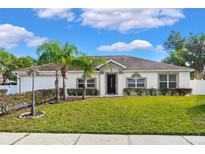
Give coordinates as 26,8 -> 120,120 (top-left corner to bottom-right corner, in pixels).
127,78 -> 145,88
169,74 -> 177,88
77,78 -> 96,88
77,79 -> 84,88
159,74 -> 177,89
87,79 -> 95,88
159,74 -> 167,89
137,79 -> 145,88
127,79 -> 135,88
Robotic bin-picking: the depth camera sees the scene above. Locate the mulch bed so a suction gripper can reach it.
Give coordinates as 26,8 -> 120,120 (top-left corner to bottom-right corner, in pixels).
50,97 -> 83,104
18,111 -> 45,119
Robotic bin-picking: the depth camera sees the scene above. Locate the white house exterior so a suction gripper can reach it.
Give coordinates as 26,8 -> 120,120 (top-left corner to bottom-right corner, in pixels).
15,56 -> 193,96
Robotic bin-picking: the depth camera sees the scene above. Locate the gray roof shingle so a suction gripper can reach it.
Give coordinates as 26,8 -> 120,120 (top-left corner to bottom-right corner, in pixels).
17,56 -> 193,72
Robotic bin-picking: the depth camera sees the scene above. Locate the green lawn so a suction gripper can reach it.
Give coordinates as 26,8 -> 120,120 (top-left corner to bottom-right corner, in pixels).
0,96 -> 205,135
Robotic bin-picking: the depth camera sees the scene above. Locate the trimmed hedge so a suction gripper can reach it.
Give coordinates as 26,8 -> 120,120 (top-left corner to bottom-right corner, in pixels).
123,88 -> 192,96
0,89 -> 8,95
0,89 -> 56,115
67,88 -> 99,96
26,89 -> 56,104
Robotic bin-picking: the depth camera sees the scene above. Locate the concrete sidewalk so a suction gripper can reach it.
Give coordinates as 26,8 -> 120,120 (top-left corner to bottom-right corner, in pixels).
0,133 -> 205,145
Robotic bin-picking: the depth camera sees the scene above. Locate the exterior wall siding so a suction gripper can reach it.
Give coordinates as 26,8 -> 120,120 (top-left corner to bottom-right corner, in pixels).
122,72 -> 158,89
19,75 -> 62,93
17,70 -> 191,95
178,72 -> 190,88
99,73 -> 105,96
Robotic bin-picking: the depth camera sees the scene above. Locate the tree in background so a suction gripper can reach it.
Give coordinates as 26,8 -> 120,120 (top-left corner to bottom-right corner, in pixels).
162,31 -> 205,79
0,48 -> 36,83
37,40 -> 62,102
185,34 -> 205,79
72,56 -> 103,100
161,31 -> 186,66
11,57 -> 37,70
0,48 -> 15,83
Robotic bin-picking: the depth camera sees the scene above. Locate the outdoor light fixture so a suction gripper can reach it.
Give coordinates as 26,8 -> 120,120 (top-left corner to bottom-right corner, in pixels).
26,68 -> 39,116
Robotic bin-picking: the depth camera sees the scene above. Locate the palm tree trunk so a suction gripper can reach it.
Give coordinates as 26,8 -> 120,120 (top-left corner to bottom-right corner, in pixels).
82,75 -> 87,100
55,69 -> 59,103
62,74 -> 68,100
62,66 -> 68,100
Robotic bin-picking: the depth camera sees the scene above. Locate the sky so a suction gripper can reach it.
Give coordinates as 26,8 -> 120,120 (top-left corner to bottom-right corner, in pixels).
0,8 -> 204,62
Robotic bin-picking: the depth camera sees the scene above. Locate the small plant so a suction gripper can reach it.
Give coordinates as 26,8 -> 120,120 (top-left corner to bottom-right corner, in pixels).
0,89 -> 7,95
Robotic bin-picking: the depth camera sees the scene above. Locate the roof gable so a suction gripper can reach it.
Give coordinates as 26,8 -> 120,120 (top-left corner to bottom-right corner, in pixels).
96,59 -> 126,69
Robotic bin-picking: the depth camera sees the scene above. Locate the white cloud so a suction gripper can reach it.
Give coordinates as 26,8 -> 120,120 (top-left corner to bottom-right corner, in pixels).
34,8 -> 74,22
0,24 -> 47,49
81,9 -> 185,32
26,36 -> 47,48
155,45 -> 165,53
97,39 -> 153,52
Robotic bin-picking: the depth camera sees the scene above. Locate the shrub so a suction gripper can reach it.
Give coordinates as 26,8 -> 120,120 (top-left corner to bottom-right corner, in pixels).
123,88 -> 192,96
134,88 -> 146,96
0,94 -> 27,114
86,89 -> 99,95
23,89 -> 56,104
67,88 -> 99,96
147,88 -> 158,96
0,89 -> 56,115
158,88 -> 169,95
0,89 -> 8,95
177,88 -> 192,96
123,88 -> 132,96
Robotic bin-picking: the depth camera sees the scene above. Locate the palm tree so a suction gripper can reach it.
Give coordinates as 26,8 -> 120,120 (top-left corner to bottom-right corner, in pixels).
37,40 -> 62,103
37,41 -> 80,101
59,42 -> 79,100
72,56 -> 103,100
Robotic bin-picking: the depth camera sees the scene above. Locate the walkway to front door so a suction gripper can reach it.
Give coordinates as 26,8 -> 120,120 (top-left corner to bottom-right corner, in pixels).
107,74 -> 116,94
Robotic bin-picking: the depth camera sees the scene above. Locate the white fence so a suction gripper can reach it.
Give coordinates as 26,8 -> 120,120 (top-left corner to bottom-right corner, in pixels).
190,80 -> 205,95
0,85 -> 18,95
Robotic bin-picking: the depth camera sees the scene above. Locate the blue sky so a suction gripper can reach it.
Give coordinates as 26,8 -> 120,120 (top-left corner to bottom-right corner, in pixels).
0,8 -> 204,61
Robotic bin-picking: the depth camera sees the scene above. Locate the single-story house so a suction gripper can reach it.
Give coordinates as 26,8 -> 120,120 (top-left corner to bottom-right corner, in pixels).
15,56 -> 193,96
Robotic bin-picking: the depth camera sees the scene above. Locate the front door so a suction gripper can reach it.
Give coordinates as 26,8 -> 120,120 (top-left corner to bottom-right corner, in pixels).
107,74 -> 116,94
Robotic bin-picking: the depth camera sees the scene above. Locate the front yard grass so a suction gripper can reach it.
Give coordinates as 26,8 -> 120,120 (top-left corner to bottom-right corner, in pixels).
0,96 -> 205,135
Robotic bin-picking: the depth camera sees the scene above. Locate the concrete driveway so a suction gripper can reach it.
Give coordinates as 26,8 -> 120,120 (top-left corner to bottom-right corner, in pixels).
0,133 -> 205,145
